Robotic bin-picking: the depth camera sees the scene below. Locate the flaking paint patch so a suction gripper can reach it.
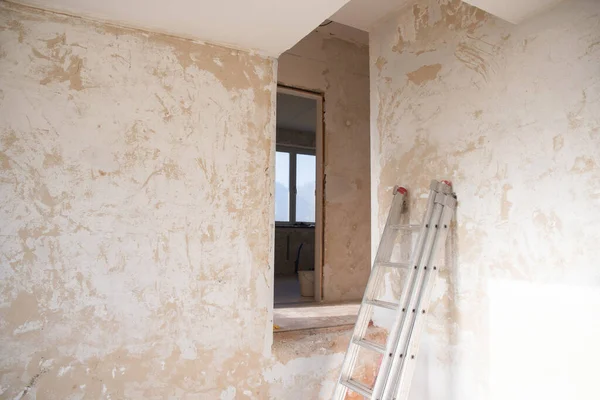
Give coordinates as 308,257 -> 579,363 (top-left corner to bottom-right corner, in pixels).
30,36 -> 85,90
553,135 -> 564,151
268,327 -> 384,398
452,136 -> 485,157
375,56 -> 387,72
13,319 -> 43,335
388,0 -> 489,56
42,149 -> 63,168
453,35 -> 501,82
533,210 -> 563,234
568,90 -> 587,129
6,19 -> 26,43
406,63 -> 442,85
570,156 -> 596,173
500,184 -> 512,221
0,151 -> 11,170
142,34 -> 274,107
392,27 -> 407,53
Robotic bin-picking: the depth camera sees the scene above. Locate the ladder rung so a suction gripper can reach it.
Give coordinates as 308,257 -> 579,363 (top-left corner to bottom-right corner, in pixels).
353,338 -> 386,354
377,261 -> 410,269
341,378 -> 373,398
334,182 -> 458,400
390,224 -> 420,231
366,299 -> 399,311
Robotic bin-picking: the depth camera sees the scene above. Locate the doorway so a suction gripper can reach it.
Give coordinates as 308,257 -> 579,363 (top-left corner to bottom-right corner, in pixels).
273,86 -> 324,305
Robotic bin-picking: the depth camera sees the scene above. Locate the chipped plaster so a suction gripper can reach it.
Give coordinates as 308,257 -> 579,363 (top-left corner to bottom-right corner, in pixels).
370,0 -> 600,399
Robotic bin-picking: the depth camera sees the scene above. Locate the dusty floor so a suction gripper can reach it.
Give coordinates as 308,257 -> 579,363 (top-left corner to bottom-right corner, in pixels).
274,276 -> 361,331
274,275 -> 314,305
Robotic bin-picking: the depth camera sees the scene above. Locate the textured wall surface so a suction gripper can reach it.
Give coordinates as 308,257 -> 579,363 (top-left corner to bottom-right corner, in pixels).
0,3 -> 280,398
279,24 -> 371,302
370,0 -> 600,399
269,327 -> 384,400
0,4 -> 379,399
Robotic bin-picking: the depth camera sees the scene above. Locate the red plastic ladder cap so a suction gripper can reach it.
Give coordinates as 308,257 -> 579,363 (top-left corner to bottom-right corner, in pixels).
397,187 -> 408,195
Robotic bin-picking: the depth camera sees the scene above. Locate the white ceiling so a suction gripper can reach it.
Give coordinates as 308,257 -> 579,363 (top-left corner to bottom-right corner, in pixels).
331,0 -> 413,32
462,0 -> 565,24
10,0 -> 352,56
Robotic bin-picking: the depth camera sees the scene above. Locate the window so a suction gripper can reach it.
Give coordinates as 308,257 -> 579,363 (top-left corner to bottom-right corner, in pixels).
275,147 -> 315,224
296,154 -> 316,222
275,152 -> 290,221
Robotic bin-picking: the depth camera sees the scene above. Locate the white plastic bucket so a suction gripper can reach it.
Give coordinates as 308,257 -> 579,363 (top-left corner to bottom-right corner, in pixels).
298,270 -> 315,297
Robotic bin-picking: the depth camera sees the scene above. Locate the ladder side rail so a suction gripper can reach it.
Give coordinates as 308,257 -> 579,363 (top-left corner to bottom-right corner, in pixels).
332,188 -> 407,400
379,192 -> 447,400
390,194 -> 456,400
370,181 -> 441,400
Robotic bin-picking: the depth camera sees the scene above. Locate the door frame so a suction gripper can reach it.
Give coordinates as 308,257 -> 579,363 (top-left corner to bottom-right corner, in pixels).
277,85 -> 324,302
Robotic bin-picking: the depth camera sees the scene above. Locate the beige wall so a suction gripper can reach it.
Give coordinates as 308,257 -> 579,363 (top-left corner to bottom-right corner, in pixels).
0,3 -> 279,398
269,326 -> 383,399
279,24 -> 371,302
371,0 -> 600,399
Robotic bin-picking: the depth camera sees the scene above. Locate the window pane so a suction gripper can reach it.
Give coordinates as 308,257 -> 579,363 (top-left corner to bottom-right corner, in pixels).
275,152 -> 290,221
296,154 -> 316,223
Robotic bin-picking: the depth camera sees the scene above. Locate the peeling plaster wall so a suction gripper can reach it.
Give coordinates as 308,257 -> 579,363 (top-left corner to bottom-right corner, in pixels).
370,0 -> 600,399
278,25 -> 371,302
0,3 -> 280,398
269,327 -> 384,400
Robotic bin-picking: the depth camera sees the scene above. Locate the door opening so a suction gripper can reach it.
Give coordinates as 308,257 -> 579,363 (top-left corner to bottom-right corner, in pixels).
273,86 -> 324,305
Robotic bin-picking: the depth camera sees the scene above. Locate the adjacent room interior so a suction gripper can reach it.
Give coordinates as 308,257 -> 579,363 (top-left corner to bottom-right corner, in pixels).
274,87 -> 320,306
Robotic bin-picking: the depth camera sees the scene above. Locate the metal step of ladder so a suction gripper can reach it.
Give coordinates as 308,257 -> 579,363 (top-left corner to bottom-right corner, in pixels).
333,180 -> 457,400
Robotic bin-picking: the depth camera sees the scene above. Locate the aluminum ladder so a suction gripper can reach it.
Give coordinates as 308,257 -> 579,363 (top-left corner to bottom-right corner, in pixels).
333,180 -> 457,400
